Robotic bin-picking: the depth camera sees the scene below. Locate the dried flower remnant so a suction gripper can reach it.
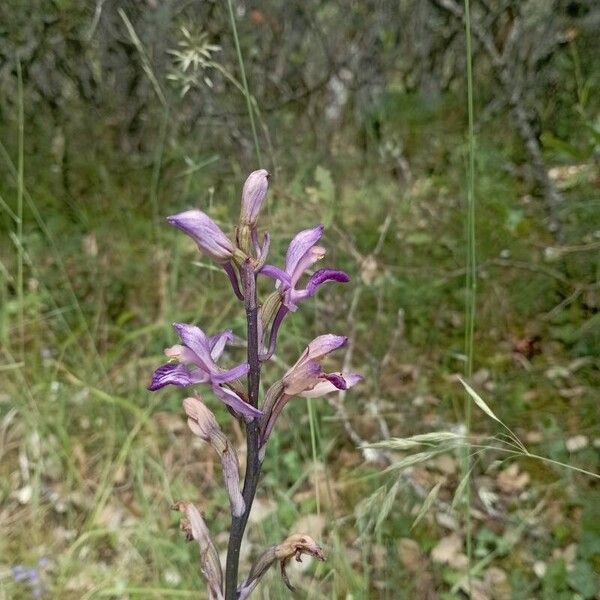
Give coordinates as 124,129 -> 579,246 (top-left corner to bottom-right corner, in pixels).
237,534 -> 326,599
172,501 -> 224,600
150,169 -> 360,598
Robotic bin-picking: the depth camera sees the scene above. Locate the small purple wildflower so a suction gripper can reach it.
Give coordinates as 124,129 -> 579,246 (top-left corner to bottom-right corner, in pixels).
149,323 -> 261,419
259,334 -> 362,445
166,209 -> 246,300
261,225 -> 349,312
259,226 -> 349,357
11,560 -> 48,598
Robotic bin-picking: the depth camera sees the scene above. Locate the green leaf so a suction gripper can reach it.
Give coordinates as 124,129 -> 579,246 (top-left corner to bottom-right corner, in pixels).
568,561 -> 598,599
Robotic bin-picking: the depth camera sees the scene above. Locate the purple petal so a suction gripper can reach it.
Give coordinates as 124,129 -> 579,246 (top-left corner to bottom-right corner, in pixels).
173,323 -> 217,373
282,360 -> 321,395
262,304 -> 289,360
211,362 -> 250,384
305,269 -> 350,296
284,225 -> 324,277
303,334 -> 348,362
148,363 -> 194,390
289,245 -> 326,287
301,373 -> 363,398
167,210 -> 234,262
212,386 -> 263,419
260,264 -> 291,286
208,329 -> 234,361
223,262 -> 244,301
240,169 -> 269,226
257,232 -> 271,264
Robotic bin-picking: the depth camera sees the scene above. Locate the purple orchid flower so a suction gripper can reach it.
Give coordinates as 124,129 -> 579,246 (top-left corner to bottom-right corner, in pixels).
260,225 -> 350,357
168,210 -> 235,262
148,323 -> 262,419
282,334 -> 362,395
167,210 -> 244,300
259,334 -> 362,445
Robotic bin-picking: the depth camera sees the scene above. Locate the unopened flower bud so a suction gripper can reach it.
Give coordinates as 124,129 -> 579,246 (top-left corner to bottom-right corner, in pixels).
240,169 -> 269,227
184,397 -> 245,517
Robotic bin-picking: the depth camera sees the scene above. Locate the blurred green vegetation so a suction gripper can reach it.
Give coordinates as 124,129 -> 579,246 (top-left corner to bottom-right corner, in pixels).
1,1 -> 599,598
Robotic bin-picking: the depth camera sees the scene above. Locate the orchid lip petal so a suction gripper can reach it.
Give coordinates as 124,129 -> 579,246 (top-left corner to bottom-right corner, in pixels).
305,269 -> 350,296
300,373 -> 362,398
322,372 -> 348,390
148,363 -> 193,390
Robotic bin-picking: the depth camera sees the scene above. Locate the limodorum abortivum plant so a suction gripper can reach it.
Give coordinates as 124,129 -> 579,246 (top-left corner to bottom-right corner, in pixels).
148,170 -> 362,599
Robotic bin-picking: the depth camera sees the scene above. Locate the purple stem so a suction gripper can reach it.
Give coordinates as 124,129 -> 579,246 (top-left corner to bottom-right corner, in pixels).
224,261 -> 263,599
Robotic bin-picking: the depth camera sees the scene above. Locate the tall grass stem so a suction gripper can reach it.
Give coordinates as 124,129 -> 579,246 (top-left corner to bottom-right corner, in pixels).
463,0 -> 477,591
16,59 -> 24,359
226,0 -> 262,165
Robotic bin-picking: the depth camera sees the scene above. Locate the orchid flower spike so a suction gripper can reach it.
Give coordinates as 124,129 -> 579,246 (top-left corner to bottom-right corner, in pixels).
259,335 -> 362,445
184,397 -> 245,517
148,323 -> 262,419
